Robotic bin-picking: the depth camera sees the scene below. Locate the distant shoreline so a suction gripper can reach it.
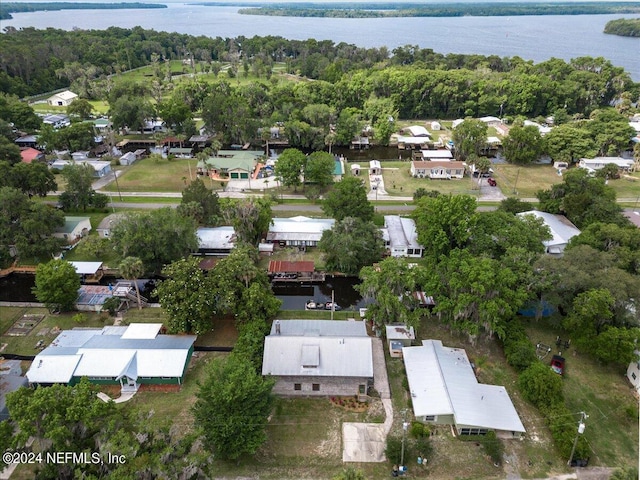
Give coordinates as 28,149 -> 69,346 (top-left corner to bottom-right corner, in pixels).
189,1 -> 640,18
0,2 -> 166,21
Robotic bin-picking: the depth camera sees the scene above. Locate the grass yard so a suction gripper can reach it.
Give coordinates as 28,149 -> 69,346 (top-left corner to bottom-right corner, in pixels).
0,306 -> 112,356
524,318 -> 639,469
102,157 -> 208,192
492,163 -> 563,198
381,161 -> 480,197
608,172 -> 640,199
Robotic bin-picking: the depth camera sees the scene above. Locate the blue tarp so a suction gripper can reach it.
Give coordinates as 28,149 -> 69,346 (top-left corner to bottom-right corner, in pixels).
518,300 -> 556,318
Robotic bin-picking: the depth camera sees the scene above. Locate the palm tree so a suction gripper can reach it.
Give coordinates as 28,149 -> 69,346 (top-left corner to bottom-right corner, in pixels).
119,256 -> 145,310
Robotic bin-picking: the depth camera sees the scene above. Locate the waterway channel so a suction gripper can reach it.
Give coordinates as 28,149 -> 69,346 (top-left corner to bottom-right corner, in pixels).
0,273 -> 369,311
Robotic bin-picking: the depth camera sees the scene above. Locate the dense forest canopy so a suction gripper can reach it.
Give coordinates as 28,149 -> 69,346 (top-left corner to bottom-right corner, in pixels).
234,2 -> 640,18
1,28 -> 638,122
604,18 -> 640,37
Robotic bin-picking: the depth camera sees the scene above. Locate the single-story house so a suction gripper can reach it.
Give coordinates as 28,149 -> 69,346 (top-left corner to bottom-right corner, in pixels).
516,210 -> 581,257
198,150 -> 263,180
523,120 -> 552,136
410,160 -> 466,179
142,120 -> 166,134
93,118 -> 112,132
386,324 -> 415,358
578,157 -> 634,174
26,323 -> 196,393
262,319 -> 373,397
369,160 -> 382,175
421,149 -> 453,161
96,213 -> 124,238
479,116 -> 503,127
351,136 -> 370,150
196,226 -> 236,256
402,125 -> 431,137
20,147 -> 45,164
266,216 -> 335,248
50,159 -> 112,178
380,215 -> 424,258
403,340 -> 526,437
53,216 -> 91,244
119,150 -> 146,166
626,351 -> 640,392
15,135 -> 38,149
47,90 -> 78,107
0,359 -> 28,421
43,114 -> 71,129
188,134 -> 211,148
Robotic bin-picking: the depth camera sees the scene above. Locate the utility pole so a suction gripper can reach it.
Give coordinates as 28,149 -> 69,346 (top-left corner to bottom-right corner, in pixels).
113,169 -> 122,201
567,411 -> 588,466
400,409 -> 410,470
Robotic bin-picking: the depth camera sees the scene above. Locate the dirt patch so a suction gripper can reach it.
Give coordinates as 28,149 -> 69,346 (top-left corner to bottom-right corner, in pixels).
4,314 -> 45,336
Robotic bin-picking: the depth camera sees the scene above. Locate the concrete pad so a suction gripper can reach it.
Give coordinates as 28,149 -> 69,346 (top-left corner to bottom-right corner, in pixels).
342,422 -> 387,462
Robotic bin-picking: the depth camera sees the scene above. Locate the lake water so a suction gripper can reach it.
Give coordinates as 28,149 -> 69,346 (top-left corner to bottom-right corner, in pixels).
1,5 -> 639,80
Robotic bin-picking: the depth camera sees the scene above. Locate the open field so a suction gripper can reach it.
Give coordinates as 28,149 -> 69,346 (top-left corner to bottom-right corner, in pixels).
492,163 -> 563,198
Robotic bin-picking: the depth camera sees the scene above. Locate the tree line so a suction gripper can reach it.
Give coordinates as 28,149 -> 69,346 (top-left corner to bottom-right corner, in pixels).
604,18 -> 640,37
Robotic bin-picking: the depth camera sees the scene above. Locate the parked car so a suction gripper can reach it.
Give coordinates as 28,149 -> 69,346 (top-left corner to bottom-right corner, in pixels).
550,354 -> 565,375
487,177 -> 497,187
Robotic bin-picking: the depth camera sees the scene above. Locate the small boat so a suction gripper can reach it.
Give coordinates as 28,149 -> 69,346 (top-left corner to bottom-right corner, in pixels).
305,300 -> 325,310
324,302 -> 342,311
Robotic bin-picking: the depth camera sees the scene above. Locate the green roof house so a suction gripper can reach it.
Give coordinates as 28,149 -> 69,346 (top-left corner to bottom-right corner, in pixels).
53,216 -> 91,244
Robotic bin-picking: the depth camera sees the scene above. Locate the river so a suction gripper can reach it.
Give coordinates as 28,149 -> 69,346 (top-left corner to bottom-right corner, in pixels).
1,4 -> 639,80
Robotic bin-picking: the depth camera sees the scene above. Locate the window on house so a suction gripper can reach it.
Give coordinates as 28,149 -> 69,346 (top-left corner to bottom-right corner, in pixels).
294,383 -> 301,391
312,383 -> 320,391
424,415 -> 436,422
632,373 -> 637,380
407,249 -> 414,255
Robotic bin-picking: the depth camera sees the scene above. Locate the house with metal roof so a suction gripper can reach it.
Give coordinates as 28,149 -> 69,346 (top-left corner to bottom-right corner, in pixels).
578,156 -> 635,174
381,215 -> 424,258
26,324 -> 196,393
262,319 -> 373,397
516,210 -> 581,257
53,216 -> 91,245
196,226 -> 236,256
198,150 -> 263,180
410,160 -> 466,179
403,340 -> 525,437
266,216 -> 335,248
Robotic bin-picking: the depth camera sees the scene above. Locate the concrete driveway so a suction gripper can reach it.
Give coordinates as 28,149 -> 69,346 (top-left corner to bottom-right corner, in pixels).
342,338 -> 393,463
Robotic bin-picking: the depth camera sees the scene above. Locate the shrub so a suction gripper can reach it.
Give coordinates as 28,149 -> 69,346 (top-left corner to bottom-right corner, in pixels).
505,339 -> 537,372
385,436 -> 403,465
410,421 -> 430,438
517,361 -> 564,408
101,296 -> 121,316
480,431 -> 503,465
413,435 -> 433,460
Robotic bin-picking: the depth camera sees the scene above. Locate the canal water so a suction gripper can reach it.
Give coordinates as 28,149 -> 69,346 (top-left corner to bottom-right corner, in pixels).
0,273 -> 368,311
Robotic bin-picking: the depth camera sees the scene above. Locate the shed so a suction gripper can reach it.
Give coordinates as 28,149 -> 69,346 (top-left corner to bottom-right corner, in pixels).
386,324 -> 415,357
351,164 -> 361,175
69,261 -> 104,283
47,90 -> 78,107
369,160 -> 382,175
431,121 -> 441,131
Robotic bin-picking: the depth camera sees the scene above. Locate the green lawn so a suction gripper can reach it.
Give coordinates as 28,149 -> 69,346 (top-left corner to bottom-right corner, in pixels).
381,161 -> 480,197
0,307 -> 112,356
102,157 -> 209,192
608,172 -> 640,199
492,163 -> 563,198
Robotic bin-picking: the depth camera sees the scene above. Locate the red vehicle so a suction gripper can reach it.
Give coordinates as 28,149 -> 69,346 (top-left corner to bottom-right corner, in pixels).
550,355 -> 566,375
487,178 -> 497,187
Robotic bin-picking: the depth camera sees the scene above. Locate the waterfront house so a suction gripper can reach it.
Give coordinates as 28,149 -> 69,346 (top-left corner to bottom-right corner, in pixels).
53,216 -> 91,244
516,210 -> 581,257
403,340 -> 525,437
196,226 -> 236,256
47,90 -> 78,107
26,323 -> 196,393
262,319 -> 373,397
266,216 -> 335,249
381,215 -> 424,258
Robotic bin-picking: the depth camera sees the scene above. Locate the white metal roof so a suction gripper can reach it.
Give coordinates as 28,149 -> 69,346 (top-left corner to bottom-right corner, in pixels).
517,210 -> 581,248
403,340 -> 525,433
197,226 -> 236,250
121,323 -> 162,339
421,149 -> 453,159
26,325 -> 196,384
69,261 -> 103,275
384,216 -> 423,250
404,125 -> 431,137
579,157 -> 634,169
26,355 -> 81,384
262,336 -> 373,378
268,217 -> 334,236
269,319 -> 368,337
